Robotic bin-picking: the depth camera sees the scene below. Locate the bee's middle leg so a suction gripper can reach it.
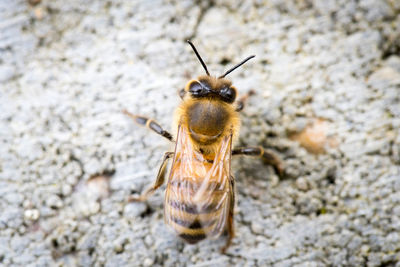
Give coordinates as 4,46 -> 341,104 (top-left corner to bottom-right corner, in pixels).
128,152 -> 174,202
232,147 -> 283,177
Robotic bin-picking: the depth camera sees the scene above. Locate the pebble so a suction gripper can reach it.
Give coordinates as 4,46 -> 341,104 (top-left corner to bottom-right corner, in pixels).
45,194 -> 63,209
24,209 -> 40,221
143,258 -> 154,267
61,184 -> 73,196
296,177 -> 309,191
113,241 -> 124,254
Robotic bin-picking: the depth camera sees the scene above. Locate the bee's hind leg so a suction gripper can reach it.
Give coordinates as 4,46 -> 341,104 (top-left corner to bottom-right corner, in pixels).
128,152 -> 174,202
123,110 -> 174,142
232,147 -> 284,178
221,177 -> 236,254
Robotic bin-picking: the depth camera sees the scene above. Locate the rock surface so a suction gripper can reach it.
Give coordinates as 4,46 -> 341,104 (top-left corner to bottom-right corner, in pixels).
1,0 -> 399,266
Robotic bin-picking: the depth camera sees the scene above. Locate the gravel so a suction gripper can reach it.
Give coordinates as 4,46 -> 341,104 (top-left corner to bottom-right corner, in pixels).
1,0 -> 400,266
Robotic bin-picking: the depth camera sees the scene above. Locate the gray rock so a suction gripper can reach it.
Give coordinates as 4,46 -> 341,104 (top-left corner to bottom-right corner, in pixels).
1,0 -> 399,266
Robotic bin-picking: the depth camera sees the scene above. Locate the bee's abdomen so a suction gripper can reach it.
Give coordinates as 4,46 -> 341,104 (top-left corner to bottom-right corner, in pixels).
179,232 -> 206,244
165,178 -> 227,244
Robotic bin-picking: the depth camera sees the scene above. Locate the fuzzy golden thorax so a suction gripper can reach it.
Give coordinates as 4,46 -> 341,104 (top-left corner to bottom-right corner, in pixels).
173,75 -> 240,156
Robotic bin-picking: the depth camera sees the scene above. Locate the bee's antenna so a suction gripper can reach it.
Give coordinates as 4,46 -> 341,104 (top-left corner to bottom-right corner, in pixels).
187,40 -> 210,76
218,55 -> 255,78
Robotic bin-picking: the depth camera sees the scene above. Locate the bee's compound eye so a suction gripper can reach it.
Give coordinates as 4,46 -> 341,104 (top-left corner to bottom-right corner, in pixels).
220,86 -> 236,103
189,81 -> 204,96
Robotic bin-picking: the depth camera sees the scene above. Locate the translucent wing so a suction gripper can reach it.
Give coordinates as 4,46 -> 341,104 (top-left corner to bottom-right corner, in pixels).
164,123 -> 233,242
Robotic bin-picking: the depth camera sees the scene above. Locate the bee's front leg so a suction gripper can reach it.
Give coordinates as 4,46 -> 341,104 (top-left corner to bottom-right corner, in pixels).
128,152 -> 174,202
123,110 -> 174,142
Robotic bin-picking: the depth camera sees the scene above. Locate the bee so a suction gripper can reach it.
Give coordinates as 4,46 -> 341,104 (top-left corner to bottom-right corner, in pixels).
124,41 -> 283,253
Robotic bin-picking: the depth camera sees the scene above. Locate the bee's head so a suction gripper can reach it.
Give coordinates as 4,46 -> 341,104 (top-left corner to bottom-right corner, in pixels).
184,40 -> 254,104
184,76 -> 237,103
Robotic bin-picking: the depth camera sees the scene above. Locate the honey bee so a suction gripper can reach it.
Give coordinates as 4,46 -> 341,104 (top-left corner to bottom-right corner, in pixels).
124,41 -> 283,253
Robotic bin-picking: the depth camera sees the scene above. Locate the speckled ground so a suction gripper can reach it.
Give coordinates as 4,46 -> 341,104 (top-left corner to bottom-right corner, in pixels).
1,0 -> 400,266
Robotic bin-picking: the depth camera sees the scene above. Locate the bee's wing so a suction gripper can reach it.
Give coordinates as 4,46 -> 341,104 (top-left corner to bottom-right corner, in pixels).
164,125 -> 233,240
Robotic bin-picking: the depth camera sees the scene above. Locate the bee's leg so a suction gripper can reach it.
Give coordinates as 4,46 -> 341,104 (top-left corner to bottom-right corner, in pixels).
221,177 -> 236,254
128,152 -> 174,202
123,110 -> 174,142
235,90 -> 255,112
179,88 -> 186,99
232,147 -> 284,177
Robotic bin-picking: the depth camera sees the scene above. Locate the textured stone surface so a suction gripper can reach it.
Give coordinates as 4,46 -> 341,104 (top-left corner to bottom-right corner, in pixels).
1,0 -> 400,266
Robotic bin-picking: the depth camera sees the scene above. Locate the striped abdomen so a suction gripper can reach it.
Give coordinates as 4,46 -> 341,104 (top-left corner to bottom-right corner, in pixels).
164,161 -> 230,244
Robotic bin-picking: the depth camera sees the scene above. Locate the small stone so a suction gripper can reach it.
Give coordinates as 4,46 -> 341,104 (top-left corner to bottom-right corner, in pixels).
86,174 -> 110,200
296,177 -> 309,191
251,221 -> 264,235
113,242 -> 123,253
18,225 -> 27,234
143,258 -> 154,267
61,184 -> 72,196
386,55 -> 400,72
24,209 -> 40,221
144,235 -> 154,247
89,201 -> 100,214
46,195 -> 63,209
